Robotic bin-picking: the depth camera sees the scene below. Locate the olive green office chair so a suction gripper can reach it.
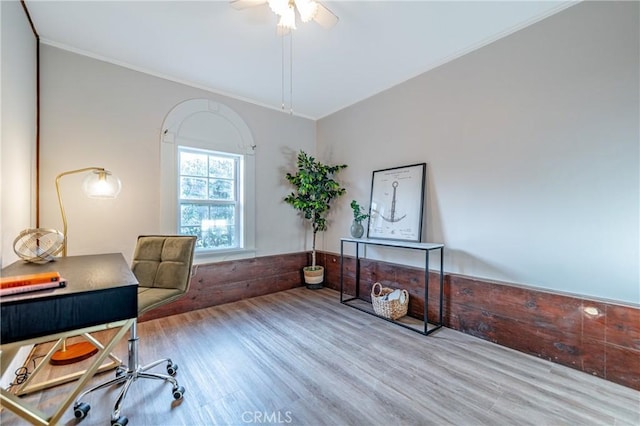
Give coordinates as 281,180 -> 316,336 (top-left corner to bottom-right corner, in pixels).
73,235 -> 197,426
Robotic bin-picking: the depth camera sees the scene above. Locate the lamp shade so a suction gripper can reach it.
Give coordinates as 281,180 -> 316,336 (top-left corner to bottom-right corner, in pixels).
82,170 -> 122,199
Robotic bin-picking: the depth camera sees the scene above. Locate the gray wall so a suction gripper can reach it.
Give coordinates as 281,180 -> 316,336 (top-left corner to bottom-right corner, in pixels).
1,0 -> 38,267
318,2 -> 639,304
38,45 -> 316,263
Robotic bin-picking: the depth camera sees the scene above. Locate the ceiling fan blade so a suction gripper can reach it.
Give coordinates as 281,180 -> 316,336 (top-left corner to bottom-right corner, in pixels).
313,2 -> 338,29
229,0 -> 268,10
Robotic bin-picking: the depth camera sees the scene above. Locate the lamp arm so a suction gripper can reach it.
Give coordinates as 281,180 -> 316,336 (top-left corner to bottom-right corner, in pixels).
55,167 -> 105,257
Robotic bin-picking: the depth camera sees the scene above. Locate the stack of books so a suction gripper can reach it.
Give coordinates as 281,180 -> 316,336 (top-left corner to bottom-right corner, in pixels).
0,271 -> 66,297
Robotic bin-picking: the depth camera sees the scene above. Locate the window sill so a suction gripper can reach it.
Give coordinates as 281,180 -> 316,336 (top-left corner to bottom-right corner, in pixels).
194,248 -> 256,265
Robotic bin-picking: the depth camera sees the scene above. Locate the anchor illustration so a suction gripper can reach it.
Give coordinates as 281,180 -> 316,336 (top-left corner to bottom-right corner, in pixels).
380,181 -> 406,223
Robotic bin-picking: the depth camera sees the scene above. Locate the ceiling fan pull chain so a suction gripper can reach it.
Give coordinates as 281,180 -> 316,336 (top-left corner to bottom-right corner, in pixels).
281,34 -> 285,112
289,32 -> 293,115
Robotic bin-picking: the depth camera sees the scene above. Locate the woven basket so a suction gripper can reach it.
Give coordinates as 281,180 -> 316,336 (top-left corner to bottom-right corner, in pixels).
371,282 -> 409,320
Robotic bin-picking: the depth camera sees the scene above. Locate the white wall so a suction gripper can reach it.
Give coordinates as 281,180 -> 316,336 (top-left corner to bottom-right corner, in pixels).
0,0 -> 39,391
318,2 -> 639,304
39,45 -> 316,263
1,0 -> 37,267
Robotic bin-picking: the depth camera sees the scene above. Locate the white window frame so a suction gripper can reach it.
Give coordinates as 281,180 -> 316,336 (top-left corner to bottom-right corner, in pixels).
178,146 -> 242,252
160,100 -> 256,263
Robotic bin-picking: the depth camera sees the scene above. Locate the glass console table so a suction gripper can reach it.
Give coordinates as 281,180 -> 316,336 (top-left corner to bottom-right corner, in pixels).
339,237 -> 444,335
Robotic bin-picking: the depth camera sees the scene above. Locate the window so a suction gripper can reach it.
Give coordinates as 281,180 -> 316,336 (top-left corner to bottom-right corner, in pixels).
160,99 -> 255,261
178,147 -> 242,251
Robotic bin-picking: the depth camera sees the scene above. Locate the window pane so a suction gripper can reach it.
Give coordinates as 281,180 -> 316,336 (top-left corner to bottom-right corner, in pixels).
180,203 -> 237,250
180,177 -> 208,199
209,179 -> 234,201
180,203 -> 208,226
201,205 -> 236,249
211,204 -> 234,221
180,151 -> 208,176
209,156 -> 235,179
182,226 -> 202,240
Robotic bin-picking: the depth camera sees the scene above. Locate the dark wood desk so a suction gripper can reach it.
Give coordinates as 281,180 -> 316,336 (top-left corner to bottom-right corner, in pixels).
0,253 -> 138,425
1,253 -> 138,343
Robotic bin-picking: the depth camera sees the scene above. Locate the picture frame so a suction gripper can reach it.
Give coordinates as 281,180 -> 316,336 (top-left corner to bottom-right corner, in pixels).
367,163 -> 426,242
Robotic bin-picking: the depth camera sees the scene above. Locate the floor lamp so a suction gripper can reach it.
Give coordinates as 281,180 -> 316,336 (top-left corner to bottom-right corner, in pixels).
50,167 -> 122,365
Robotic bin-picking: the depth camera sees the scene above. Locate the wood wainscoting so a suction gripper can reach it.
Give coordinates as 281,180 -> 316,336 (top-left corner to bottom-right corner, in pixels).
139,252 -> 308,322
137,249 -> 638,391
318,251 -> 640,391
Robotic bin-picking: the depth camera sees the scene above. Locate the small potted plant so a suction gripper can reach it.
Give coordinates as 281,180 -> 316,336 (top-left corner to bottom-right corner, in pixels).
350,200 -> 369,239
285,150 -> 347,289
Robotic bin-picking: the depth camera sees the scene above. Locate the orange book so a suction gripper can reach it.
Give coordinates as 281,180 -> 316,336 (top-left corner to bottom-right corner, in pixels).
0,271 -> 62,289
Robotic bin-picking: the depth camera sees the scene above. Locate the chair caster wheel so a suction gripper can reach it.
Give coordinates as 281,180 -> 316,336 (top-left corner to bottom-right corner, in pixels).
172,385 -> 185,400
112,415 -> 128,426
73,402 -> 90,419
167,362 -> 178,376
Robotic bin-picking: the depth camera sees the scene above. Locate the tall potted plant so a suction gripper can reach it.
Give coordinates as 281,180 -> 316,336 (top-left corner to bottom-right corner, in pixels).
285,150 -> 347,289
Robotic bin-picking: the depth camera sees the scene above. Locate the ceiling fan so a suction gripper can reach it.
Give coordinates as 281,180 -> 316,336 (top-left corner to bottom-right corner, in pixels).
230,0 -> 339,35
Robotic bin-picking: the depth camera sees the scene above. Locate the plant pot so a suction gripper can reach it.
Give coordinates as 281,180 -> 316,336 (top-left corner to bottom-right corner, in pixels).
350,221 -> 364,238
303,266 -> 324,289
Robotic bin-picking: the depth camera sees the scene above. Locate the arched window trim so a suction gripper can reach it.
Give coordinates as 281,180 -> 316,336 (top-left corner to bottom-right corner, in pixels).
160,99 -> 256,263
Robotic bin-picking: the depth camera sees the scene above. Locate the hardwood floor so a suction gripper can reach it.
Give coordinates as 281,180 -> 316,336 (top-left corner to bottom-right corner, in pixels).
2,287 -> 639,425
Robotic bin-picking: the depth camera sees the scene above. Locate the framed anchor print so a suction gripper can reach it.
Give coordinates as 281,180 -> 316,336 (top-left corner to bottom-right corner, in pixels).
367,163 -> 426,242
